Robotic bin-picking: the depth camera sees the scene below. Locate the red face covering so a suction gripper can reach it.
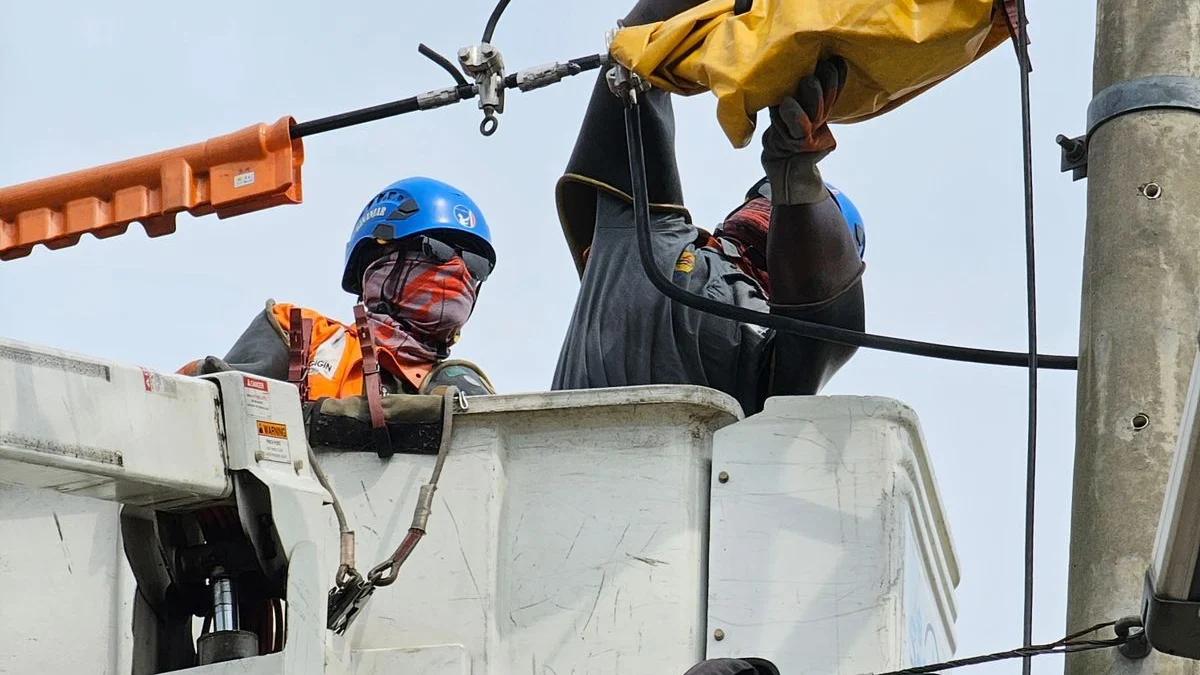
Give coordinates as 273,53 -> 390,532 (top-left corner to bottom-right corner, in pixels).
361,249 -> 478,371
717,196 -> 772,296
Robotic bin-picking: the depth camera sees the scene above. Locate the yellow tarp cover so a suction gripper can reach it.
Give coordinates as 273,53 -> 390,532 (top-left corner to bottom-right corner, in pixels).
609,0 -> 1015,148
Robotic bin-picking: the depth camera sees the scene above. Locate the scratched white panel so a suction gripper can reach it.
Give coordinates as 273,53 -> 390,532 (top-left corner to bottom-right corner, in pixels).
705,396 -> 960,675
0,484 -> 133,675
0,337 -> 228,507
322,386 -> 743,675
353,644 -> 469,675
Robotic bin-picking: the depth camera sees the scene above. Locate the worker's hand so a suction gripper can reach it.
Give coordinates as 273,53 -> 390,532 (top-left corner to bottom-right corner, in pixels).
624,0 -> 710,25
761,57 -> 847,205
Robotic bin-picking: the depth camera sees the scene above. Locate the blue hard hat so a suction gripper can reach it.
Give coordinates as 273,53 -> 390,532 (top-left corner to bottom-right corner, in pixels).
342,176 -> 496,294
826,183 -> 866,260
741,177 -> 865,260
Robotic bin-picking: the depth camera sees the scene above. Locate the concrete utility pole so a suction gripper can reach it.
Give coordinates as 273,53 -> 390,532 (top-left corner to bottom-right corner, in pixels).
1067,1 -> 1200,675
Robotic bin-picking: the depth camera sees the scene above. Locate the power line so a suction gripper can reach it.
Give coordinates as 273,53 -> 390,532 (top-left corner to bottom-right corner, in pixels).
1012,0 -> 1039,672
873,621 -> 1136,675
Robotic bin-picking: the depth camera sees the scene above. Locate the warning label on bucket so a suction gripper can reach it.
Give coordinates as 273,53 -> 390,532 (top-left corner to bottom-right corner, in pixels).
256,421 -> 290,463
243,376 -> 272,419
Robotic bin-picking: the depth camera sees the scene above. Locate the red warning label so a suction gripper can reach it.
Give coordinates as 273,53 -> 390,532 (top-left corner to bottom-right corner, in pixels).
243,376 -> 269,392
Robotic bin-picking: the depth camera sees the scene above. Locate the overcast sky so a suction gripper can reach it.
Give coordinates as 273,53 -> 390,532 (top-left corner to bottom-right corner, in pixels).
0,1 -> 1098,673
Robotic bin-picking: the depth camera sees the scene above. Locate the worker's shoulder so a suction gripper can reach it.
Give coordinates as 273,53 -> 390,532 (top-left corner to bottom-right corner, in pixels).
421,359 -> 496,396
267,300 -> 351,332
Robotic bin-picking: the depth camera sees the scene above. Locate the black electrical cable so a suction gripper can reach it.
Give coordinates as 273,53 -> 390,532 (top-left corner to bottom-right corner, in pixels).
418,43 -> 469,86
291,95 -> 423,139
621,97 -> 1078,371
291,52 -> 603,140
1013,0 -> 1038,672
481,0 -> 512,43
871,621 -> 1135,675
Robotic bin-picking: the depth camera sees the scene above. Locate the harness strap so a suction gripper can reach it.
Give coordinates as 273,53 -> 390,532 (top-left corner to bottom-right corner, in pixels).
287,307 -> 314,401
353,304 -> 394,459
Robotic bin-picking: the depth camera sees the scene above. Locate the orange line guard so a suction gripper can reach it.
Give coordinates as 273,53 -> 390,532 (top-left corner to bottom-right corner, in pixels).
0,117 -> 304,260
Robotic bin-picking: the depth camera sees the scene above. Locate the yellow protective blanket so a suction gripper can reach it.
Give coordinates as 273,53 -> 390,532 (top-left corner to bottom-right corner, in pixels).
608,0 -> 1017,148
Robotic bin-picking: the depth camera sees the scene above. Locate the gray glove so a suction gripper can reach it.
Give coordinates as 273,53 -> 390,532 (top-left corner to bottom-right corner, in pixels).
761,57 -> 847,205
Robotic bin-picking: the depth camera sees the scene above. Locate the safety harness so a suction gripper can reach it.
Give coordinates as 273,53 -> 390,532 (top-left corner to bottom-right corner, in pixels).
286,305 -> 395,459
286,307 -> 313,401
352,304 -> 395,459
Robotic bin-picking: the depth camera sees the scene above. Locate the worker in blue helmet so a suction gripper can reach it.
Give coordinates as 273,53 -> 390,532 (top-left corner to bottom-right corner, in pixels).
551,0 -> 865,416
178,177 -> 498,450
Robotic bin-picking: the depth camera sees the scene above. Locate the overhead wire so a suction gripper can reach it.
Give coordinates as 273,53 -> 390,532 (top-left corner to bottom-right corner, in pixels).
482,0 -> 512,43
1012,0 -> 1039,672
285,15 -> 1083,370
620,94 -> 1076,370
872,621 -> 1137,675
418,43 -> 469,86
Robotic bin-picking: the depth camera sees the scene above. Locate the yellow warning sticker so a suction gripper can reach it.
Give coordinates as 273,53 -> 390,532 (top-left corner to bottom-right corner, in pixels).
255,421 -> 291,464
256,421 -> 288,439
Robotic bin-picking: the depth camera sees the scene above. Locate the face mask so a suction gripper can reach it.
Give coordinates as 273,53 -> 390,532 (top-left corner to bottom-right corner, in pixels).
360,248 -> 478,365
717,196 -> 772,294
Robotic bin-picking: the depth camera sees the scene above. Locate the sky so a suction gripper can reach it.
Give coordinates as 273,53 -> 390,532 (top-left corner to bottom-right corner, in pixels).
0,1 -> 1099,674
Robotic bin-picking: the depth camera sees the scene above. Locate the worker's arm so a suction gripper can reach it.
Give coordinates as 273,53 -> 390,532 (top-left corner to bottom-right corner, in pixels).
760,58 -> 864,307
556,0 -> 711,273
219,310 -> 290,380
175,307 -> 289,379
623,0 -> 707,24
563,0 -> 705,198
759,58 -> 867,394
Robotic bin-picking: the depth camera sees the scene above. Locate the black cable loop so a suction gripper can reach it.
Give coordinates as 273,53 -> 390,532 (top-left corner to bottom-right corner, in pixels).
418,43 -> 469,86
621,96 -> 1077,370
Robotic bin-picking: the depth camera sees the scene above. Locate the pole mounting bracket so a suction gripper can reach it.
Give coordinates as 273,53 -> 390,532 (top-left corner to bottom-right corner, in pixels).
1058,75 -> 1200,181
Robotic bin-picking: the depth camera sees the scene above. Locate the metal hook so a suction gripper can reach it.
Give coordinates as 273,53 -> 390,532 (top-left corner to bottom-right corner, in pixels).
480,114 -> 499,136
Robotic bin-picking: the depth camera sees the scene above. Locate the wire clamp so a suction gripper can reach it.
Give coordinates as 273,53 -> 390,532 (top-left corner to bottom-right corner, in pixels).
605,27 -> 650,105
458,43 -> 506,136
1058,75 -> 1200,181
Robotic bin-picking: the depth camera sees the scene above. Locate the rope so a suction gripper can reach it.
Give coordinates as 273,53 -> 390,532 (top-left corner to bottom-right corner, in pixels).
308,439 -> 357,583
368,386 -> 460,587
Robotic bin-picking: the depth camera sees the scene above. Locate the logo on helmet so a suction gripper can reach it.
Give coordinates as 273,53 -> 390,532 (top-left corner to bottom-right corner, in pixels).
356,206 -> 388,230
453,205 -> 476,229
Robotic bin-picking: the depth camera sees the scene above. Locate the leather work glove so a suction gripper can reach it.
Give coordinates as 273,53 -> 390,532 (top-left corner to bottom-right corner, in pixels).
761,57 -> 847,205
305,394 -> 447,455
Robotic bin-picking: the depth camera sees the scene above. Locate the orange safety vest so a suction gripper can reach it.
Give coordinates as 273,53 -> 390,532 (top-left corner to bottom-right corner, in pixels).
271,302 -> 433,401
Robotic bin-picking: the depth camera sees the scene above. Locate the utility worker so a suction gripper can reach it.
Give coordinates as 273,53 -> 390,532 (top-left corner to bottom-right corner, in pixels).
552,0 -> 866,416
179,175 -> 498,413
144,178 -> 498,671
